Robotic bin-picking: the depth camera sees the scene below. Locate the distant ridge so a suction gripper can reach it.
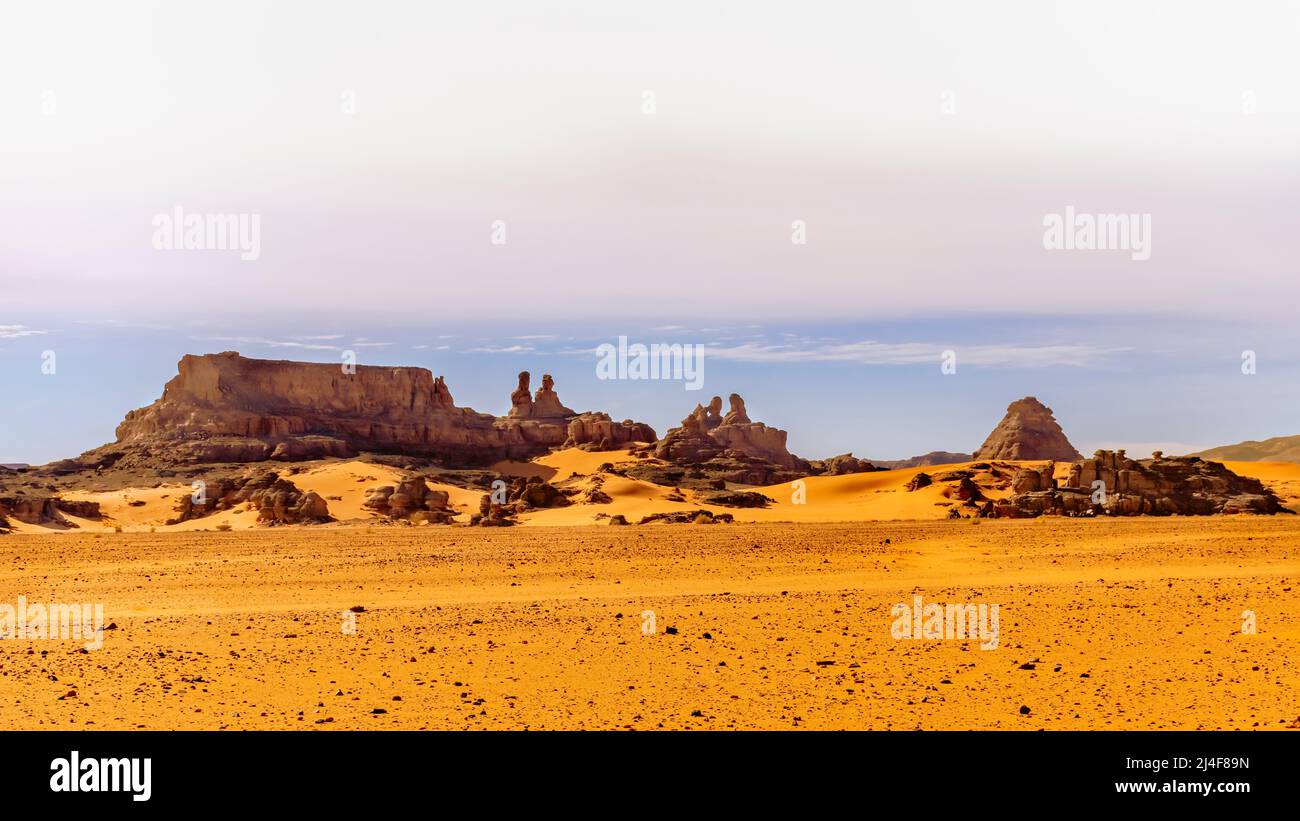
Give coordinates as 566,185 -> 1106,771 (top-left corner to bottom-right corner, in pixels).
1190,435 -> 1300,464
870,451 -> 973,470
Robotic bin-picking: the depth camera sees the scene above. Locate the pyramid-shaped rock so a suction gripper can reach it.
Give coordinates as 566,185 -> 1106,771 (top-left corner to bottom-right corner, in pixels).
973,396 -> 1082,461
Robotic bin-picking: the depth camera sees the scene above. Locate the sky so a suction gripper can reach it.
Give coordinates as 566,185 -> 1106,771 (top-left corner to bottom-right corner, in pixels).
3,1 -> 1299,464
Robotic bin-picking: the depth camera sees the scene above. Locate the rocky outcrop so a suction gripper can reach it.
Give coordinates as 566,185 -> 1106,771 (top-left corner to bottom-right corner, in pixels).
991,450 -> 1288,517
654,393 -> 806,475
363,477 -> 454,523
564,413 -> 656,451
700,490 -> 773,508
469,475 -> 572,526
168,472 -> 331,525
638,509 -> 734,525
0,496 -> 101,527
808,453 -> 881,475
904,472 -> 932,491
973,397 -> 1081,462
634,393 -> 847,486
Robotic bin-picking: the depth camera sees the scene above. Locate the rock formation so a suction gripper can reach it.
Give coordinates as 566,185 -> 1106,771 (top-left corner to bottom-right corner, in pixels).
75,352 -> 655,471
808,453 -> 881,476
904,472 -> 933,491
531,374 -> 576,418
507,371 -> 576,420
469,475 -> 572,526
0,496 -> 101,527
973,397 -> 1082,461
98,352 -> 518,467
168,472 -> 332,525
721,393 -> 750,425
508,371 -> 534,418
363,477 -> 455,523
645,393 -> 814,485
991,450 -> 1288,517
656,394 -> 799,469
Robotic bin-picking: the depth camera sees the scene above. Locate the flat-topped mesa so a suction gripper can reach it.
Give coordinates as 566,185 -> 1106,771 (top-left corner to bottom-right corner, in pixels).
98,352 -> 601,468
973,396 -> 1082,462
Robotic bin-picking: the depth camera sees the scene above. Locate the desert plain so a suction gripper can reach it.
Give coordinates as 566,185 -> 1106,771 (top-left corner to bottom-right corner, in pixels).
3,452 -> 1298,731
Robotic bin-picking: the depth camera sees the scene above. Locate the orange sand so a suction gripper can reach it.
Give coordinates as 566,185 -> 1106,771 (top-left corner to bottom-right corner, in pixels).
2,517 -> 1297,730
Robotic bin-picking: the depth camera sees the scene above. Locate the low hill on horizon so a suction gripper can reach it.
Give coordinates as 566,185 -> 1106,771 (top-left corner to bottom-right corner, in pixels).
1191,435 -> 1300,464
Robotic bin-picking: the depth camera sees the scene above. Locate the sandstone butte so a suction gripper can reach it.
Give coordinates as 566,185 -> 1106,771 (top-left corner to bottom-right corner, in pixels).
972,396 -> 1083,462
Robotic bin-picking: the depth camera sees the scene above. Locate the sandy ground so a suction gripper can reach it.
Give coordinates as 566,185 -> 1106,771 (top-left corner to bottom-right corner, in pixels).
2,517 -> 1297,730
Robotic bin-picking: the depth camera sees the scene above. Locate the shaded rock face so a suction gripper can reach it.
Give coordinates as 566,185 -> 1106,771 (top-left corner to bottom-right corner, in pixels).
168,472 -> 332,525
973,397 -> 1082,462
992,450 -> 1288,517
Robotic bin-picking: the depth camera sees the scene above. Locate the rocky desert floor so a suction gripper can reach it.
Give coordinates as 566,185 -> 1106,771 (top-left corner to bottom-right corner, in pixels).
2,517 -> 1298,730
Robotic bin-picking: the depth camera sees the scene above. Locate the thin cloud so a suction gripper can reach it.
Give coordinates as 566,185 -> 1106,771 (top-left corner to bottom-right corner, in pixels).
0,324 -> 54,339
462,344 -> 536,354
197,335 -> 343,351
705,340 -> 1129,368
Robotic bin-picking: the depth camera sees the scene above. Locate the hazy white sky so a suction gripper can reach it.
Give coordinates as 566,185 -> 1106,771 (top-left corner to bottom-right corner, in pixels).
3,0 -> 1299,323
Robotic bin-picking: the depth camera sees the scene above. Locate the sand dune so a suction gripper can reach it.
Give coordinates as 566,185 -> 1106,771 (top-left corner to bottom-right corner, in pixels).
14,454 -> 1300,536
491,447 -> 641,483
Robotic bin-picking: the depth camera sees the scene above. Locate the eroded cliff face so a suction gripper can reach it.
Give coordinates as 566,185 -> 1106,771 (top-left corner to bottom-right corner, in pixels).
94,352 -> 595,468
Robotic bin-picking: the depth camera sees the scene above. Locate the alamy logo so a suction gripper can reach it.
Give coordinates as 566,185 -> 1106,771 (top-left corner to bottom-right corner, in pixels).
1042,206 -> 1151,261
0,596 -> 104,650
152,206 -> 261,261
891,595 -> 1000,650
595,335 -> 705,390
50,751 -> 151,802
